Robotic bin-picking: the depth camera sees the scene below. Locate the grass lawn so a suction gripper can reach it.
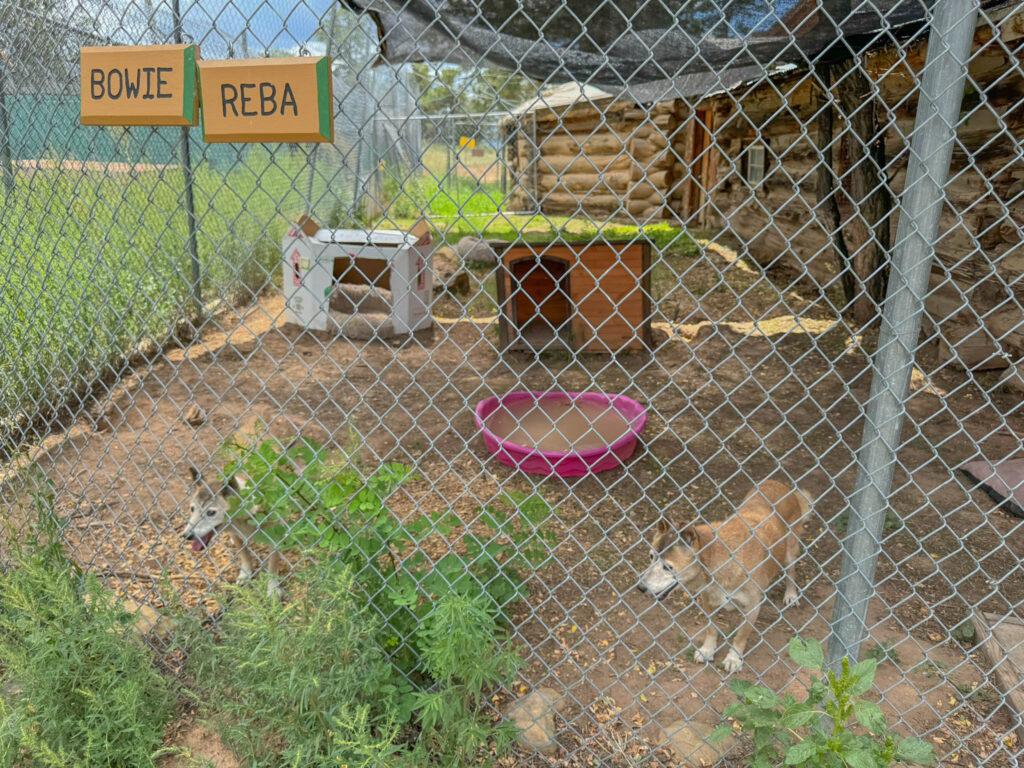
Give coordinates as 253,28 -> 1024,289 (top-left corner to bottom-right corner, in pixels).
1,150 -> 700,438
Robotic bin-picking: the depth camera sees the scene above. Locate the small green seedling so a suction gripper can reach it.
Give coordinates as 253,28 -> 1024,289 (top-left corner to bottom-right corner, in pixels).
865,640 -> 903,667
710,637 -> 935,768
951,620 -> 976,645
832,510 -> 901,534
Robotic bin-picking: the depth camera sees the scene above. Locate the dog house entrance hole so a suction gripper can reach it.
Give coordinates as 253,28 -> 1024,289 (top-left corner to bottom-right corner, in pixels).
510,256 -> 571,346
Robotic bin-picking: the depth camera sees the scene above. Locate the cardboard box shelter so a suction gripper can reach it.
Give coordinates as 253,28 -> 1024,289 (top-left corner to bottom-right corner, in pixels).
281,216 -> 432,334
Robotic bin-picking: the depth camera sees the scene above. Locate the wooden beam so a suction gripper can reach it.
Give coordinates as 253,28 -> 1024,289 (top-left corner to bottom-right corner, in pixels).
973,611 -> 1024,744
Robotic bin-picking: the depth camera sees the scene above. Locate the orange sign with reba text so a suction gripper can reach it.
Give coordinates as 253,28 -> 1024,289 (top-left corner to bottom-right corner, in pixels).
198,57 -> 333,143
80,44 -> 199,126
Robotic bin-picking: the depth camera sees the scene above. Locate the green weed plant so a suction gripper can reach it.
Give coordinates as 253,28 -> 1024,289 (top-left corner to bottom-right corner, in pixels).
187,556 -> 520,766
0,500 -> 175,768
221,434 -> 554,677
710,638 -> 934,768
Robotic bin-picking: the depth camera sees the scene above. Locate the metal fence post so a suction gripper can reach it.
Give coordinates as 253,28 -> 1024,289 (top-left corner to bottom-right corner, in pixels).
306,7 -> 339,213
0,53 -> 13,198
172,0 -> 202,318
826,0 -> 980,668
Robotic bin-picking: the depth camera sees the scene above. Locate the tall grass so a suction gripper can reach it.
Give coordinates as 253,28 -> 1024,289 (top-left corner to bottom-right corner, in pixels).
0,147 -> 314,437
0,146 -> 698,443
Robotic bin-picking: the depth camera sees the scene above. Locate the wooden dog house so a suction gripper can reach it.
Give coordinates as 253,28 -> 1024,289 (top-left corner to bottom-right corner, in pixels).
494,240 -> 652,352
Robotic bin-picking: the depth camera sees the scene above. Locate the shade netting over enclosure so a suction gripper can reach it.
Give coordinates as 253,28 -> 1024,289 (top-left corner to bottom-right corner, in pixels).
348,0 -> 991,87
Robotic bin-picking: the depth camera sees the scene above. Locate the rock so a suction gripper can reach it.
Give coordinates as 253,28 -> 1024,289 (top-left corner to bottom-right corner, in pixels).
998,362 -> 1024,396
83,592 -> 178,642
329,310 -> 395,340
183,403 -> 206,427
137,337 -> 159,359
432,247 -> 471,296
121,598 -> 178,642
505,687 -> 560,754
937,333 -> 1007,371
454,236 -> 499,266
329,283 -> 392,315
662,720 -> 735,765
445,271 -> 471,296
2,679 -> 23,701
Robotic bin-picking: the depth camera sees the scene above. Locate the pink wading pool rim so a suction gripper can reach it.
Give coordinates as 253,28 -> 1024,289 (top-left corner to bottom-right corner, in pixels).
474,391 -> 648,477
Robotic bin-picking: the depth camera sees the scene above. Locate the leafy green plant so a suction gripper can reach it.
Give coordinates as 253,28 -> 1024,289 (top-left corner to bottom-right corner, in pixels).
411,593 -> 520,764
951,620 -> 976,645
221,435 -> 555,675
832,510 -> 901,534
710,638 -> 934,768
0,501 -> 175,768
185,564 -> 404,768
186,562 -> 520,767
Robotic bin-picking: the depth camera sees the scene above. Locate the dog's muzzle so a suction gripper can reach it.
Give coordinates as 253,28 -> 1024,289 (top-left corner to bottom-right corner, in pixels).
637,582 -> 678,601
186,530 -> 215,552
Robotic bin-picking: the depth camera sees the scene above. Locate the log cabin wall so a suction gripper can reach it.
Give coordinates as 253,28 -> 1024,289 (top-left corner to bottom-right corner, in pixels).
504,92 -> 689,221
503,8 -> 1024,362
701,9 -> 1024,362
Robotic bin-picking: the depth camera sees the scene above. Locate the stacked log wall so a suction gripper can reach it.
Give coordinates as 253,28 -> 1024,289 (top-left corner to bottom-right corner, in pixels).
502,9 -> 1024,361
505,98 -> 686,220
702,11 -> 1024,361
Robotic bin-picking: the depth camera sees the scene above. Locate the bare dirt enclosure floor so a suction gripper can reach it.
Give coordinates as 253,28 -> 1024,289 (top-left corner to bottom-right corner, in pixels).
23,247 -> 1024,766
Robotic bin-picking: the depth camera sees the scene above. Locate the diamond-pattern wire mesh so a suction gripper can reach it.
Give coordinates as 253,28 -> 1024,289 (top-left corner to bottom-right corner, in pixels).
0,0 -> 1023,763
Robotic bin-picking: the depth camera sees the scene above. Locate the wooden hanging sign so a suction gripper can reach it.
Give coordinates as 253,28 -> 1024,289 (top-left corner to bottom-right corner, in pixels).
80,44 -> 199,126
197,57 -> 333,143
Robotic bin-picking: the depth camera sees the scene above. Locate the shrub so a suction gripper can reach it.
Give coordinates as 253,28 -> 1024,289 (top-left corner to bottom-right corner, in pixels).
186,435 -> 547,763
220,435 -> 554,677
410,593 -> 519,763
187,563 -> 520,767
0,504 -> 175,768
711,637 -> 935,768
186,564 -> 403,768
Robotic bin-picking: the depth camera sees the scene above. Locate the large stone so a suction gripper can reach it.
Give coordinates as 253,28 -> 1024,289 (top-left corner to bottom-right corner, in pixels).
329,283 -> 392,315
662,720 -> 736,766
432,246 -> 471,296
83,592 -> 178,642
505,687 -> 560,754
183,403 -> 206,427
999,362 -> 1024,396
122,598 -> 178,642
454,236 -> 498,266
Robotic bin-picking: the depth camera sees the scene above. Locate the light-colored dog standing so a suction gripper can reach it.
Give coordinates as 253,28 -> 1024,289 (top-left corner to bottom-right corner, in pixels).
638,480 -> 812,673
181,466 -> 288,597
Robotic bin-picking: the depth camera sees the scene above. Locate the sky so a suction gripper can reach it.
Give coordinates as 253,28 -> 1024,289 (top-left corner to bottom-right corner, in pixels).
92,0 -> 337,58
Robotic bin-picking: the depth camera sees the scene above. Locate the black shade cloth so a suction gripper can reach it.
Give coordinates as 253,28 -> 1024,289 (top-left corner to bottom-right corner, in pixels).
344,0 -> 945,88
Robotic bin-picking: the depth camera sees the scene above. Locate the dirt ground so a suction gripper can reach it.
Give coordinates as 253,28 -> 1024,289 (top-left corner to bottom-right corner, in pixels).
21,241 -> 1024,767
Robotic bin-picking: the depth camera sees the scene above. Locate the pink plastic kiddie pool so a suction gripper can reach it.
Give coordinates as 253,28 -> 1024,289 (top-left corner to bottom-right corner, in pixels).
475,391 -> 647,477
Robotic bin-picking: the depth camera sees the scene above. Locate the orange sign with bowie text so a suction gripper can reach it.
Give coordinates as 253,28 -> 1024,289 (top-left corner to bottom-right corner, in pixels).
80,44 -> 199,126
198,57 -> 333,143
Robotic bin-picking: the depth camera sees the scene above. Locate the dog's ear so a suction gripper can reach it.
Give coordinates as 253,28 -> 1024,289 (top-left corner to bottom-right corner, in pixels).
653,519 -> 673,540
188,465 -> 201,483
224,473 -> 247,497
680,524 -> 704,549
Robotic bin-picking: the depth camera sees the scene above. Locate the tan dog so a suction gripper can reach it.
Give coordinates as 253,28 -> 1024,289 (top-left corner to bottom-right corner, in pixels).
181,466 -> 289,597
638,480 -> 811,673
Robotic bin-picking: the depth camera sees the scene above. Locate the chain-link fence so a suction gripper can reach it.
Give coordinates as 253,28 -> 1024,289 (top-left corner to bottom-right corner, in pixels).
1,0 -> 1023,764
